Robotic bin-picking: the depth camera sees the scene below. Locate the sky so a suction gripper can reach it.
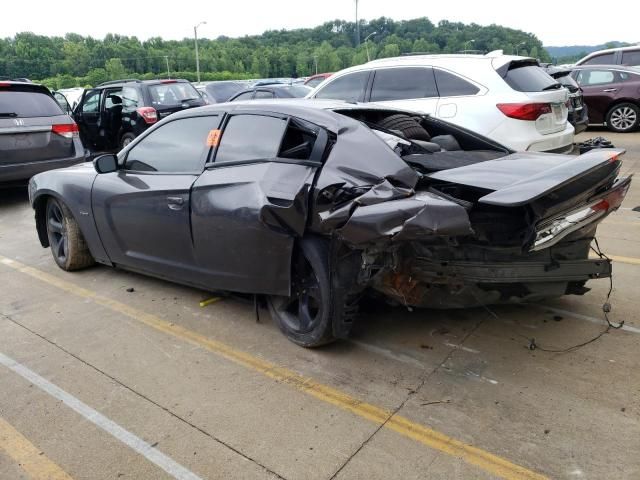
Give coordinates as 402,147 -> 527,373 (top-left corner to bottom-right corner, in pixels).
1,0 -> 637,47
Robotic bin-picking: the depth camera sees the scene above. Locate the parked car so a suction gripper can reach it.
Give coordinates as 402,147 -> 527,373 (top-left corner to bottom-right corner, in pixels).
73,78 -> 205,151
542,64 -> 589,134
576,45 -> 640,68
229,83 -> 312,101
570,65 -> 640,132
1,80 -> 84,185
308,53 -> 574,153
304,73 -> 333,88
195,81 -> 247,104
55,87 -> 85,111
29,100 -> 630,346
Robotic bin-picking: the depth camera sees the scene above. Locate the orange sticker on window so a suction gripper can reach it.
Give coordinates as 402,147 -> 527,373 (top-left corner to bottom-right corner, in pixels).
207,129 -> 221,147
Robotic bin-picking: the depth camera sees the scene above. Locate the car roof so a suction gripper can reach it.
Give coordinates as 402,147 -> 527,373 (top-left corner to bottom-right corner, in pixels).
166,98 -> 424,133
96,79 -> 191,88
571,64 -> 640,72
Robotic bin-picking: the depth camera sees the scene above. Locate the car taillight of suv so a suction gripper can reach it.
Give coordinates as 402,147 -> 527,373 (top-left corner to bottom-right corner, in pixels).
496,103 -> 552,120
51,123 -> 80,138
136,107 -> 158,124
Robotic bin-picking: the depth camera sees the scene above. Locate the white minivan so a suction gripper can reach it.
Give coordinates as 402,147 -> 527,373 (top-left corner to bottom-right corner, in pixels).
307,52 -> 574,153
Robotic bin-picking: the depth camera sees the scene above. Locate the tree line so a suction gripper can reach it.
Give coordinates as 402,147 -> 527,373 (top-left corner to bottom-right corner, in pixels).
0,17 -> 551,89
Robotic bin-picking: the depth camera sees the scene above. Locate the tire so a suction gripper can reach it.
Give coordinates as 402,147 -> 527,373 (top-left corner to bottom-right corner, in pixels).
606,103 -> 639,133
377,114 -> 431,141
267,237 -> 337,347
45,197 -> 95,271
119,132 -> 136,149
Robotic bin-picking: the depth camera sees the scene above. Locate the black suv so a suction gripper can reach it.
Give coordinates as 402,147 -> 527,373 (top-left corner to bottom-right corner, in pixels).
73,79 -> 205,151
1,80 -> 85,185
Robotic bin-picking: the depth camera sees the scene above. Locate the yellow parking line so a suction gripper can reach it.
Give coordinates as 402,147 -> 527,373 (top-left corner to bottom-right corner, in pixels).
0,256 -> 547,480
0,417 -> 73,480
589,253 -> 640,266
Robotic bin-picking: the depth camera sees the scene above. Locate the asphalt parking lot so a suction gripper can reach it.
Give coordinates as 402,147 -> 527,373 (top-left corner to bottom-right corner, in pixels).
1,130 -> 639,480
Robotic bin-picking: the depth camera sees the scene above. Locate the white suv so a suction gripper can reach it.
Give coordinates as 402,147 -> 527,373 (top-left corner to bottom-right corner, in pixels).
307,53 -> 574,153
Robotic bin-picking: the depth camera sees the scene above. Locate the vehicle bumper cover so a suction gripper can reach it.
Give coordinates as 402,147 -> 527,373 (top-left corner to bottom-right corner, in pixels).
0,154 -> 85,183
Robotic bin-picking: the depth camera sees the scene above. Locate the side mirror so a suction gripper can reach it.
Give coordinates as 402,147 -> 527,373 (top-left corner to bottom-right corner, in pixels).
93,154 -> 118,174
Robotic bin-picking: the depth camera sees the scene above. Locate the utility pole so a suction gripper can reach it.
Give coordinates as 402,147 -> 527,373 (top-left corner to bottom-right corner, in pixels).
354,0 -> 360,46
164,56 -> 170,79
313,55 -> 318,74
194,21 -> 207,84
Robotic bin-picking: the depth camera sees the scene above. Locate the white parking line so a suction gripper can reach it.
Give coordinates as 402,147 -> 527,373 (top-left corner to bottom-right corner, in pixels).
0,351 -> 202,480
529,304 -> 640,335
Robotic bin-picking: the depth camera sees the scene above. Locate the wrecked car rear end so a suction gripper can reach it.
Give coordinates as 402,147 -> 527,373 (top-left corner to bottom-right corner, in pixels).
310,108 -> 631,311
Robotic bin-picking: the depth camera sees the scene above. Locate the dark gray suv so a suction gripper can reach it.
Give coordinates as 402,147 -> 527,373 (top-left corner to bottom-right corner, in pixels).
1,81 -> 85,185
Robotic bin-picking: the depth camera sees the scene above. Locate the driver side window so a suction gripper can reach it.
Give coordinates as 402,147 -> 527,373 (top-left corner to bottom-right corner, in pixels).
125,116 -> 219,173
82,90 -> 101,114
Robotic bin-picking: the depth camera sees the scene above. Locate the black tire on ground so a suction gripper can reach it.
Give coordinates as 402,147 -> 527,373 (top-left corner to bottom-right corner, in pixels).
119,132 -> 137,149
267,236 -> 337,347
377,114 -> 431,141
606,102 -> 640,133
45,197 -> 95,271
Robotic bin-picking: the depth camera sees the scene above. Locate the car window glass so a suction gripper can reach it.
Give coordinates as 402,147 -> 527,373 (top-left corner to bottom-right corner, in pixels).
148,83 -> 200,106
434,69 -> 480,96
215,115 -> 287,163
503,65 -> 558,92
278,118 -> 319,161
578,70 -> 615,86
122,87 -> 140,109
314,71 -> 368,102
125,116 -> 217,172
0,90 -> 64,117
621,50 -> 640,66
231,91 -> 255,101
254,90 -> 274,99
583,53 -> 615,65
105,89 -> 123,109
371,67 -> 437,101
82,90 -> 101,114
305,77 -> 324,88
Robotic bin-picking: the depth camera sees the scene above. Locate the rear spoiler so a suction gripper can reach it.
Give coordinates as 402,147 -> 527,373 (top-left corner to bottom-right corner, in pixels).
478,149 -> 625,206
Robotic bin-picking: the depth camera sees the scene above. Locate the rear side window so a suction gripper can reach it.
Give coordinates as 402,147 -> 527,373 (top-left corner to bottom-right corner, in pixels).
125,116 -> 217,172
215,115 -> 287,163
0,90 -> 63,117
503,64 -> 559,92
621,50 -> 640,66
149,82 -> 200,107
370,67 -> 437,101
582,53 -> 615,65
575,69 -> 616,86
314,71 -> 369,102
434,69 -> 480,96
122,87 -> 141,109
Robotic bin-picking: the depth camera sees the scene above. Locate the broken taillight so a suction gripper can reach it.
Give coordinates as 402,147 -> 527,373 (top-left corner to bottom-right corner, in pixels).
136,106 -> 158,124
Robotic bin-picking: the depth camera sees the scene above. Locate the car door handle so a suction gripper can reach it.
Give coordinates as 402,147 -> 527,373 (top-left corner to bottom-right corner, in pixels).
167,196 -> 184,210
602,88 -> 617,92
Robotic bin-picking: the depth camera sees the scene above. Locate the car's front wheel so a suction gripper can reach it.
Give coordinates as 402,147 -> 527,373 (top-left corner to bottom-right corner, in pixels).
46,198 -> 95,271
268,237 -> 337,347
606,103 -> 639,132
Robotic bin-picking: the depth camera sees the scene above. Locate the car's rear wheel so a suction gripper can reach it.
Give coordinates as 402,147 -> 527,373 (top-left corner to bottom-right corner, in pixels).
120,132 -> 136,149
267,237 -> 336,347
46,198 -> 95,271
606,103 -> 639,132
377,114 -> 431,141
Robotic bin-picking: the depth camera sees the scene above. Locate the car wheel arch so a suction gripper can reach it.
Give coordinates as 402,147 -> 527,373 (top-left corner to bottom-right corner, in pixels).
33,193 -> 88,249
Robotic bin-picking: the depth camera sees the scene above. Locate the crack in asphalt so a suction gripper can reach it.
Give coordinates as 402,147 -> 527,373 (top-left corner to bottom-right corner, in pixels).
327,317 -> 486,480
0,312 -> 288,480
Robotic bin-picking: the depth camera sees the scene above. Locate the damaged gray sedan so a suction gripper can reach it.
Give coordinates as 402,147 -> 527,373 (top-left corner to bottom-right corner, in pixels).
29,100 -> 632,346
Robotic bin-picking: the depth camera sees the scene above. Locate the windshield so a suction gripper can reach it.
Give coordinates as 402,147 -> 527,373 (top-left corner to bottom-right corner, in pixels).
149,83 -> 202,106
279,85 -> 313,97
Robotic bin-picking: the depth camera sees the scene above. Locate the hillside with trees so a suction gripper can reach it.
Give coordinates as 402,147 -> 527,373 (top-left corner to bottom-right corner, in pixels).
0,17 -> 551,89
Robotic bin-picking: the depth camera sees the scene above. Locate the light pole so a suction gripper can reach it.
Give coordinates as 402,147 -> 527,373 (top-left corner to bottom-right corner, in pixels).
465,39 -> 475,52
313,55 -> 318,74
194,21 -> 206,84
354,0 -> 360,46
516,42 -> 526,56
163,56 -> 170,79
364,31 -> 377,62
